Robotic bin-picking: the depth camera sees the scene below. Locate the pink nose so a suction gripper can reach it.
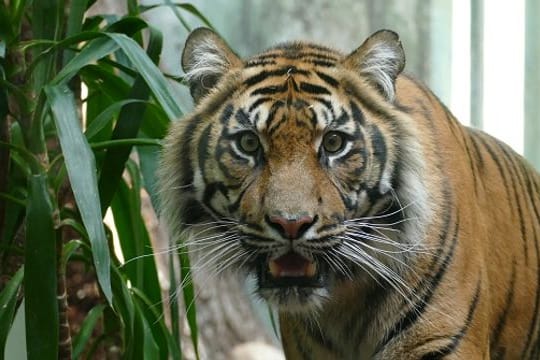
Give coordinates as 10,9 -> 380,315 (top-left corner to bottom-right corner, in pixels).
267,215 -> 315,239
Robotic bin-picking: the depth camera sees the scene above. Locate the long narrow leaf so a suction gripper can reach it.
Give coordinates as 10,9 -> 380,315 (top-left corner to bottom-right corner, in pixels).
63,0 -> 89,65
132,288 -> 182,360
0,265 -> 24,353
105,32 -> 182,119
53,36 -> 119,85
111,177 -> 161,308
44,84 -> 112,303
97,26 -> 162,212
25,174 -> 58,360
137,144 -> 162,211
71,304 -> 106,359
85,99 -> 146,140
110,266 -> 135,358
178,250 -> 199,359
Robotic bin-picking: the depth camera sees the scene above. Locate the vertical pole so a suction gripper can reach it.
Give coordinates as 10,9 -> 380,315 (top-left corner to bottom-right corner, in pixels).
524,0 -> 540,170
470,0 -> 484,129
429,0 -> 453,104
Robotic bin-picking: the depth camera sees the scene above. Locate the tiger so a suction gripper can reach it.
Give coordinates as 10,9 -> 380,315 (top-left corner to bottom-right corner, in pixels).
159,27 -> 540,359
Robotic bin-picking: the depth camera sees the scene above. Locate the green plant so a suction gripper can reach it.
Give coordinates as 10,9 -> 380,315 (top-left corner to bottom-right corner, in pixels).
0,1 -> 206,358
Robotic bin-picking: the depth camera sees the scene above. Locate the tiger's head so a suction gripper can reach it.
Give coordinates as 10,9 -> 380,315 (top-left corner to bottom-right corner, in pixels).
160,28 -> 428,312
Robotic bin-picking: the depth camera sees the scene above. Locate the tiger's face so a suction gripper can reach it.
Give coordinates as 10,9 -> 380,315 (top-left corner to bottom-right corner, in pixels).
161,29 -> 422,312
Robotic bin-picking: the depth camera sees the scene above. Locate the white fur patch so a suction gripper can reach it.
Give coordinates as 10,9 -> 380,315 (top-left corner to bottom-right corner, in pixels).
360,43 -> 402,101
184,38 -> 230,84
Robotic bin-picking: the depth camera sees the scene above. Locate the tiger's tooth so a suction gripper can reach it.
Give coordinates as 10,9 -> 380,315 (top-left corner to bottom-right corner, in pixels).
306,262 -> 317,277
269,260 -> 279,277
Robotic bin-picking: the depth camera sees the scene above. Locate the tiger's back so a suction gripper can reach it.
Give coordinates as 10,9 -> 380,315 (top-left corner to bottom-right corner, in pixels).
159,28 -> 540,359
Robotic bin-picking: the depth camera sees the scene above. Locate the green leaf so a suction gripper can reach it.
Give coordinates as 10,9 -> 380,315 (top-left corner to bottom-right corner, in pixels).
168,251 -> 180,348
44,84 -> 112,304
0,266 -> 24,353
173,2 -> 215,30
137,143 -> 162,210
112,175 -> 161,308
32,0 -> 63,90
104,32 -> 182,120
71,304 -> 106,359
132,288 -> 181,360
53,36 -> 120,85
63,0 -> 92,66
110,266 -> 135,358
179,249 -> 199,359
91,138 -> 161,150
85,99 -> 146,140
134,302 -> 160,359
24,174 -> 58,360
97,26 -> 163,212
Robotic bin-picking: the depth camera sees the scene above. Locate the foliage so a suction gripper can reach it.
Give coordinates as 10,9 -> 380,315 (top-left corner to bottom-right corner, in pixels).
0,1 -> 203,358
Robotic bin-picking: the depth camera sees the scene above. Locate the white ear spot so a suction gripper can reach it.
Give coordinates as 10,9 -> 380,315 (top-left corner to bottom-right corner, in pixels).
181,27 -> 242,102
343,30 -> 405,101
184,38 -> 232,86
360,43 -> 404,101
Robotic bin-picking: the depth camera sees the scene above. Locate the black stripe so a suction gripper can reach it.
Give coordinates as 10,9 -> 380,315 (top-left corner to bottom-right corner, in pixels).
521,231 -> 540,360
251,83 -> 288,96
419,279 -> 481,360
267,113 -> 287,137
307,59 -> 336,67
178,117 -> 199,187
219,104 -> 234,124
227,183 -> 252,213
475,135 -> 512,204
342,78 -> 394,119
202,181 -> 229,216
235,109 -> 252,127
315,71 -> 339,87
247,97 -> 274,113
245,59 -> 277,67
299,82 -> 331,95
468,131 -> 485,170
251,51 -> 338,62
243,67 -> 309,87
376,213 -> 459,352
497,143 -> 529,264
370,124 -> 386,167
197,124 -> 213,183
264,101 -> 285,129
458,130 -> 480,197
311,97 -> 335,115
332,110 -> 349,127
490,260 -> 517,356
180,198 -> 209,224
350,101 -> 365,125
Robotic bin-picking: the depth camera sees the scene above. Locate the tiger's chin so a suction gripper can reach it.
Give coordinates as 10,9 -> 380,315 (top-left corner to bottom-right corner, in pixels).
253,252 -> 332,313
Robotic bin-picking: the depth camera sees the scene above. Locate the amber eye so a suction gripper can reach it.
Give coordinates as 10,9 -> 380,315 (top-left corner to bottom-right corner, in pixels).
238,132 -> 260,154
322,132 -> 345,153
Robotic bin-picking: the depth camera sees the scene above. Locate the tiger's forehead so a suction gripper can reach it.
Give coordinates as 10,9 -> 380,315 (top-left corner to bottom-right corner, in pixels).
226,42 -> 354,135
245,41 -> 344,68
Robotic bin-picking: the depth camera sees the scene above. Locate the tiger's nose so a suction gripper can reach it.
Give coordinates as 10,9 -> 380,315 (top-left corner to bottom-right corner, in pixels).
266,214 -> 316,239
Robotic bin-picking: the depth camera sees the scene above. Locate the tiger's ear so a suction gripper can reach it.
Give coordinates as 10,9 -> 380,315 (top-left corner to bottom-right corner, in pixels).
342,30 -> 405,101
182,27 -> 242,103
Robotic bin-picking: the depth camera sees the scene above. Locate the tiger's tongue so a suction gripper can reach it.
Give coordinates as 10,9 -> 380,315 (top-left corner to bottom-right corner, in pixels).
268,252 -> 316,278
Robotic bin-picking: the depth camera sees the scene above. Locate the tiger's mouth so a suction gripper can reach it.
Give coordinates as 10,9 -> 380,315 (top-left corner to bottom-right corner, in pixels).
258,252 -> 325,288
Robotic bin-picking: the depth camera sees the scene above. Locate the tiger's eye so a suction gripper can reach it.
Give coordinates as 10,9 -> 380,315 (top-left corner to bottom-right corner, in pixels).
323,132 -> 345,153
238,132 -> 260,153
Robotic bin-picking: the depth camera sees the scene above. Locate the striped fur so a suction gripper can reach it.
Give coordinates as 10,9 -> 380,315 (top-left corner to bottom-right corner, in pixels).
159,28 -> 540,359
